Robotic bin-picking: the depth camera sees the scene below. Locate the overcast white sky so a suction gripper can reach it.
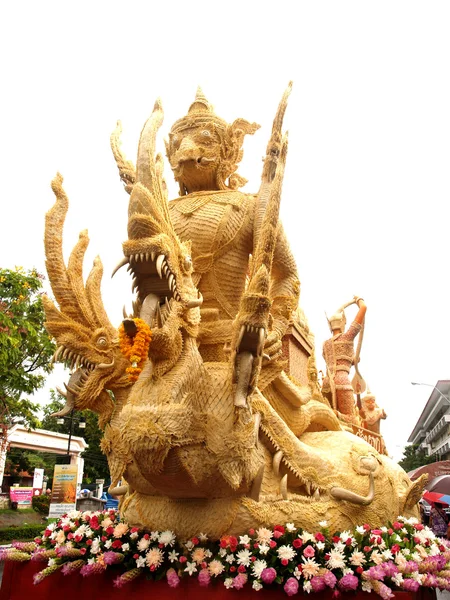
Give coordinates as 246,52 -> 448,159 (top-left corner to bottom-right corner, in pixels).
1,1 -> 449,462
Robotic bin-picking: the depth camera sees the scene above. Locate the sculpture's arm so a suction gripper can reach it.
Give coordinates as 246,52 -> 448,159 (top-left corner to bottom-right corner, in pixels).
354,297 -> 367,325
264,223 -> 300,356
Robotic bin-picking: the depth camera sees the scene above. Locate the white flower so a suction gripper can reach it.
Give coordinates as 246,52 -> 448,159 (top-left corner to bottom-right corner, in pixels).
122,543 -> 130,552
91,537 -> 101,554
381,526 -> 388,533
350,550 -> 366,566
259,544 -> 270,555
130,531 -> 138,540
204,549 -> 213,558
316,542 -> 325,551
252,580 -> 263,591
356,525 -> 365,535
184,562 -> 197,576
198,532 -> 208,542
50,531 -> 58,540
333,541 -> 346,552
343,567 -> 354,575
326,549 -> 346,569
226,553 -> 235,564
236,549 -> 252,566
301,557 -> 320,579
401,548 -> 411,557
303,581 -> 312,593
277,545 -> 296,561
168,550 -> 179,563
104,539 -> 112,549
411,552 -> 423,563
185,540 -> 194,551
150,531 -> 159,541
370,550 -> 383,565
382,549 -> 394,560
391,573 -> 404,586
87,557 -> 96,565
137,538 -> 150,552
256,527 -> 273,544
158,530 -> 176,547
136,556 -> 146,568
48,558 -> 55,567
401,528 -> 408,535
318,521 -> 328,528
429,544 -> 441,556
394,534 -> 402,542
239,535 -> 251,546
251,559 -> 267,578
362,580 -> 373,593
224,578 -> 234,589
293,567 -> 302,580
286,522 -> 297,532
411,572 -> 425,584
219,548 -> 227,557
340,531 -> 352,543
302,532 -> 315,543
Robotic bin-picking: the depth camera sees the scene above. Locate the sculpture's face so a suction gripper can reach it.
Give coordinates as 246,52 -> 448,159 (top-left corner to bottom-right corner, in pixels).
167,123 -> 223,191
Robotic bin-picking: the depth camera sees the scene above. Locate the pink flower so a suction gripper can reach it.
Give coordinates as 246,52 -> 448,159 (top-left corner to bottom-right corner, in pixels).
232,573 -> 247,590
338,574 -> 359,591
303,545 -> 315,558
198,569 -> 211,587
261,567 -> 277,584
166,568 -> 180,588
284,577 -> 299,596
323,570 -> 337,588
311,576 -> 327,592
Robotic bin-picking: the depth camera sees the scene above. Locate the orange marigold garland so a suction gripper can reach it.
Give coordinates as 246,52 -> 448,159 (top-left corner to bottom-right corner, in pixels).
118,318 -> 152,382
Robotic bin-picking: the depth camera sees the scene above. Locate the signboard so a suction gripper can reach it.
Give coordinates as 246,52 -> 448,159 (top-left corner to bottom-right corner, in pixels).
49,464 -> 78,518
9,486 -> 33,507
33,468 -> 44,489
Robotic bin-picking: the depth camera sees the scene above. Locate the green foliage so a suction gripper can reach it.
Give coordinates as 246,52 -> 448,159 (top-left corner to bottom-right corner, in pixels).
0,523 -> 44,542
0,267 -> 55,427
32,494 -> 50,515
5,446 -> 58,485
398,444 -> 435,472
41,392 -> 110,484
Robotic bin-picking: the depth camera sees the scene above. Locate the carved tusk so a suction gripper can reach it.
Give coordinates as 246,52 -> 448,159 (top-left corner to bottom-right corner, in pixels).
111,257 -> 129,278
273,450 -> 283,477
249,464 -> 265,501
185,292 -> 203,308
51,395 -> 75,418
55,386 -> 67,399
97,358 -> 115,370
156,254 -> 166,279
64,382 -> 79,396
330,473 -> 375,506
280,474 -> 288,500
108,485 -> 129,497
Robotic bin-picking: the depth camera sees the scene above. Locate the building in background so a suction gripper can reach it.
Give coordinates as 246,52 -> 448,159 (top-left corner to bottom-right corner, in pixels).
408,380 -> 450,460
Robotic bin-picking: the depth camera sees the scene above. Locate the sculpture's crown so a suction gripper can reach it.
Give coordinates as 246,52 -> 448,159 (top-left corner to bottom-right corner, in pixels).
170,87 -> 228,134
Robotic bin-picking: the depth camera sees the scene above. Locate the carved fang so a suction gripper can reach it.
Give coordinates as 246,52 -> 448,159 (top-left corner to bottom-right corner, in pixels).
111,257 -> 129,278
249,464 -> 265,501
330,473 -> 375,506
97,358 -> 116,370
273,450 -> 283,477
55,386 -> 67,399
280,474 -> 288,500
185,292 -> 203,308
156,254 -> 166,278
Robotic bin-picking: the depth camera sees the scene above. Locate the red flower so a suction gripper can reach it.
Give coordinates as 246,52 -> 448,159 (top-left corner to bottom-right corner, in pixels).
131,527 -> 139,533
80,548 -> 86,555
191,537 -> 199,546
86,539 -> 93,546
106,526 -> 114,536
179,556 -> 187,563
251,557 -> 257,562
363,524 -> 371,531
332,536 -> 340,543
315,533 -> 325,542
293,539 -> 303,549
253,543 -> 259,549
150,565 -> 155,571
345,538 -> 353,546
363,546 -> 371,553
44,529 -> 51,538
144,534 -> 150,540
274,525 -> 285,534
67,533 -> 74,540
63,525 -> 71,532
281,559 -> 289,566
356,567 -> 364,574
229,536 -> 238,548
230,566 -> 236,573
391,544 -> 400,554
414,523 -> 424,531
133,554 -> 139,559
112,540 -> 122,549
101,536 -> 107,542
393,522 -> 402,530
273,530 -> 283,539
249,529 -> 255,536
371,529 -> 382,535
220,539 -> 228,549
74,535 -> 82,543
238,565 -> 247,572
159,543 -> 164,549
388,529 -> 393,535
201,562 -> 207,569
269,540 -> 277,548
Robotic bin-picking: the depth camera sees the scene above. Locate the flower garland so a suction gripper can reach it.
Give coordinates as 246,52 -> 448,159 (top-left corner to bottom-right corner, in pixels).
2,510 -> 450,597
118,318 -> 152,381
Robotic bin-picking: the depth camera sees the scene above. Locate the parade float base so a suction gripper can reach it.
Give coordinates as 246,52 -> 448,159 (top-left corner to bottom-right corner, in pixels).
0,561 -> 437,600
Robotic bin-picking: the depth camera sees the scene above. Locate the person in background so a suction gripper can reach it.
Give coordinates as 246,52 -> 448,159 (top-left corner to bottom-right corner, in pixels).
429,501 -> 449,537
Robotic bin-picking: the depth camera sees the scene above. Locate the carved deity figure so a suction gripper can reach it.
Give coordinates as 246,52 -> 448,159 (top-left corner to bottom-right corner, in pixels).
360,392 -> 386,435
322,297 -> 366,424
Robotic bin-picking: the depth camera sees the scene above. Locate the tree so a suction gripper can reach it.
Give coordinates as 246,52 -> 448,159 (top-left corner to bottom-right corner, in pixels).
41,392 -> 110,485
398,444 -> 435,472
0,267 -> 55,427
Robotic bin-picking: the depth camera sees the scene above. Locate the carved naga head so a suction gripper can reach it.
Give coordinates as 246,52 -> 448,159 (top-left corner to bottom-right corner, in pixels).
43,175 -> 131,426
165,87 -> 260,195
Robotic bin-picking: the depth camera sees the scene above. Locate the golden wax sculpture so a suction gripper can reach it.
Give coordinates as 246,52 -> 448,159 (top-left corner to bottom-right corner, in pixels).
43,85 -> 424,539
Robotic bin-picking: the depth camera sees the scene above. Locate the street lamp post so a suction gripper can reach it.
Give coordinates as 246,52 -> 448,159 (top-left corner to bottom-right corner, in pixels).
411,382 -> 450,405
56,410 -> 86,458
